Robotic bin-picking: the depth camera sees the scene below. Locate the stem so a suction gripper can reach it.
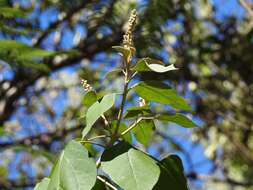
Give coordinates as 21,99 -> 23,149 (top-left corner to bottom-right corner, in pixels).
87,135 -> 108,141
97,176 -> 118,190
121,116 -> 154,136
115,79 -> 129,134
79,140 -> 106,148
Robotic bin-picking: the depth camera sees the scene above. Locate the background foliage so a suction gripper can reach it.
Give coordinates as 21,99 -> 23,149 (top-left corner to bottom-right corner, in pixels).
0,0 -> 253,189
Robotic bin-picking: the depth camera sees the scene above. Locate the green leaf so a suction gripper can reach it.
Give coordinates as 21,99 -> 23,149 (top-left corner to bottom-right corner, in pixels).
0,22 -> 29,35
48,140 -> 97,190
133,58 -> 177,73
148,64 -> 178,73
0,128 -> 5,136
105,68 -> 123,79
34,178 -> 50,190
101,148 -> 160,190
48,153 -> 63,190
82,94 -> 116,138
156,113 -> 197,128
83,91 -> 97,108
133,58 -> 152,71
0,7 -> 27,18
132,119 -> 155,146
0,0 -> 8,6
101,141 -> 132,162
112,46 -> 131,61
124,106 -> 152,119
110,121 -> 132,144
133,81 -> 191,111
0,40 -> 54,71
153,155 -> 189,190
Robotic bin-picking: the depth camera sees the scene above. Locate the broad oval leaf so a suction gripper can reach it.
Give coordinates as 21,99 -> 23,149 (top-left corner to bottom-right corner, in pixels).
82,93 -> 116,138
34,178 -> 50,190
48,140 -> 97,190
153,155 -> 189,190
133,81 -> 191,111
101,148 -> 160,190
156,113 -> 197,128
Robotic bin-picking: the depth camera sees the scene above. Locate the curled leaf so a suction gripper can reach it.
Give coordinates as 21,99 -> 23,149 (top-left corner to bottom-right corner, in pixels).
133,58 -> 177,73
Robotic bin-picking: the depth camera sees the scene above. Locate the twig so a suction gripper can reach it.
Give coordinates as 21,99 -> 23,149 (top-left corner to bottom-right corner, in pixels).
79,140 -> 106,148
114,79 -> 129,133
238,0 -> 253,18
97,176 -> 118,190
87,135 -> 109,141
121,116 -> 154,136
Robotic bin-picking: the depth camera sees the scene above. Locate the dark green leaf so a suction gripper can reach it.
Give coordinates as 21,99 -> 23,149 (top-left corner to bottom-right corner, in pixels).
124,106 -> 152,119
101,148 -> 160,190
132,119 -> 155,146
83,91 -> 97,108
156,113 -> 197,128
153,155 -> 189,190
0,40 -> 54,71
110,121 -> 132,144
133,58 -> 152,72
91,176 -> 107,190
0,7 -> 27,18
133,81 -> 191,111
0,22 -> 29,35
101,141 -> 132,162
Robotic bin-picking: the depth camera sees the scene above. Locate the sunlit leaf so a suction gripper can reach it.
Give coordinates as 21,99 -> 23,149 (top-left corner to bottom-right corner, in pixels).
34,178 -> 50,190
156,113 -> 197,128
148,63 -> 177,73
48,140 -> 97,190
82,94 -> 116,138
133,81 -> 191,111
101,148 -> 160,190
133,58 -> 177,73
